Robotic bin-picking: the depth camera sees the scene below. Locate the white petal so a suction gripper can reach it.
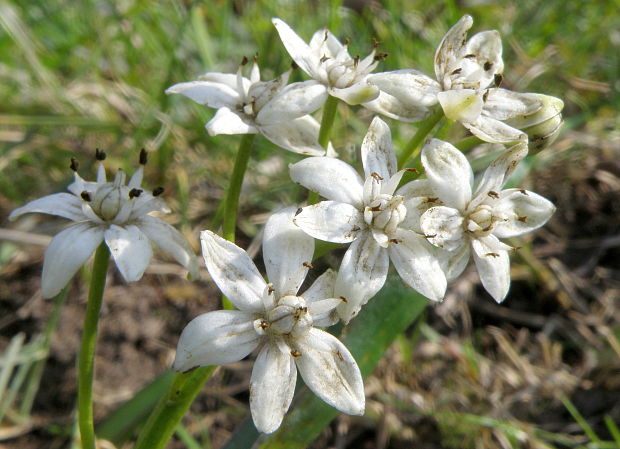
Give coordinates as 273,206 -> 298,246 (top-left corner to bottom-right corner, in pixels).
293,201 -> 364,243
361,117 -> 397,179
259,116 -> 325,156
335,232 -> 389,323
165,80 -> 239,108
329,82 -> 379,105
441,243 -> 471,282
256,81 -> 327,124
437,89 -> 484,123
295,328 -> 365,415
434,15 -> 473,81
200,230 -> 266,312
104,224 -> 152,282
362,91 -> 433,122
41,223 -> 104,298
472,239 -> 511,302
9,192 -> 85,222
367,70 -> 440,107
493,189 -> 556,238
471,142 -> 528,206
420,206 -> 465,251
199,72 -> 246,89
388,229 -> 447,301
272,18 -> 323,81
263,207 -> 314,297
483,89 -> 541,120
250,342 -> 297,434
398,179 -> 438,233
421,139 -> 473,210
136,215 -> 199,279
206,107 -> 258,136
464,115 -> 525,144
173,310 -> 260,372
290,157 -> 364,207
463,30 -> 504,88
302,269 -> 339,327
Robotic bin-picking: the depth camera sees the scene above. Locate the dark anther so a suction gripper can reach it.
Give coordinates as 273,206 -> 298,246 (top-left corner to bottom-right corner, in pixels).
424,234 -> 437,239
291,60 -> 299,70
95,148 -> 107,161
267,284 -> 275,294
494,73 -> 503,87
485,252 -> 500,258
371,37 -> 382,48
335,350 -> 344,361
290,350 -> 302,357
70,157 -> 80,172
487,190 -> 500,199
353,55 -> 360,67
369,205 -> 382,212
482,225 -> 493,232
323,30 -> 329,41
339,296 -> 349,303
519,189 -> 529,195
253,53 -> 259,63
303,262 -> 314,269
259,320 -> 269,330
240,56 -> 249,66
424,197 -> 439,203
484,61 -> 493,71
295,207 -> 303,216
80,191 -> 92,202
517,215 -> 528,223
464,53 -> 476,59
388,238 -> 402,244
320,55 -> 329,63
139,148 -> 148,165
450,68 -> 462,75
344,37 -> 351,46
405,167 -> 420,174
152,186 -> 165,197
351,225 -> 361,232
483,90 -> 490,102
129,188 -> 143,199
374,52 -> 388,61
370,172 -> 383,181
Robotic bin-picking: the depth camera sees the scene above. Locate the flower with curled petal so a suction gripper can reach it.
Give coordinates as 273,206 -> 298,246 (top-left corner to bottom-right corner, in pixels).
290,118 -> 447,323
366,15 -> 545,140
166,58 -> 328,155
9,150 -> 199,298
406,139 -> 555,302
174,207 -> 364,434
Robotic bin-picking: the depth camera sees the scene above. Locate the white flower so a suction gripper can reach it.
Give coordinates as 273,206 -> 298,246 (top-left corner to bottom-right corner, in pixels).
366,15 -> 543,140
174,207 -> 364,434
290,118 -> 447,323
9,150 -> 199,298
272,18 -> 389,107
409,139 -> 555,302
166,59 -> 328,155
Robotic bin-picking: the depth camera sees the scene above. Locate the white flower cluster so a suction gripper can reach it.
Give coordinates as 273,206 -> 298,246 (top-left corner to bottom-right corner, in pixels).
9,15 -> 562,436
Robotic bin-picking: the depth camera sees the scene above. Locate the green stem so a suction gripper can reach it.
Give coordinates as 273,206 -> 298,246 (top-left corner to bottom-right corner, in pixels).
454,135 -> 483,152
398,107 -> 444,169
222,134 -> 255,242
318,95 -> 339,149
77,243 -> 110,449
133,367 -> 216,449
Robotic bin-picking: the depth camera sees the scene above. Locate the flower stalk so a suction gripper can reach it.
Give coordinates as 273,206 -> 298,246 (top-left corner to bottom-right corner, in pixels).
318,95 -> 339,149
398,107 -> 444,169
77,242 -> 110,449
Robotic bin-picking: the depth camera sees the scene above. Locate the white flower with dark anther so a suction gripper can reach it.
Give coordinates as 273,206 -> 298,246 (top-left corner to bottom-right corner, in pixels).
408,139 -> 555,302
290,118 -> 447,323
365,15 -> 543,139
272,18 -> 389,107
9,150 -> 199,298
174,207 -> 364,434
166,58 -> 328,155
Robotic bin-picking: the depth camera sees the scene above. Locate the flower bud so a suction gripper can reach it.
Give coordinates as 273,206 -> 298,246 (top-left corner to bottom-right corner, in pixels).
505,94 -> 563,153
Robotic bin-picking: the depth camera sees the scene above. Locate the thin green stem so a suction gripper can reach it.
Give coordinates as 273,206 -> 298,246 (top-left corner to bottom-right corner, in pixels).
134,367 -> 216,449
454,135 -> 483,152
398,107 -> 444,169
318,95 -> 339,149
222,134 -> 255,242
77,243 -> 110,449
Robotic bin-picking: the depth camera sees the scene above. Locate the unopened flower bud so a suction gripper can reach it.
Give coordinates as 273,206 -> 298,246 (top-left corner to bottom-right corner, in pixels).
505,94 -> 564,153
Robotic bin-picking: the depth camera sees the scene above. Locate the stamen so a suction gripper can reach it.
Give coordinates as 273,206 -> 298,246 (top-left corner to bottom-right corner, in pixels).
253,53 -> 259,63
371,37 -> 382,48
483,90 -> 490,102
370,172 -> 383,181
464,53 -> 476,59
139,148 -> 148,165
339,296 -> 348,303
494,73 -> 503,87
302,262 -> 314,269
424,234 -> 437,239
343,37 -> 351,46
295,207 -> 303,216
374,52 -> 388,61
484,61 -> 493,71
240,56 -> 249,66
81,191 -> 92,202
405,167 -> 420,174
290,350 -> 302,358
388,238 -> 402,244
450,68 -> 462,75
519,189 -> 529,195
351,225 -> 361,232
291,60 -> 299,70
267,284 -> 275,295
152,186 -> 165,197
258,320 -> 269,330
517,215 -> 528,223
487,190 -> 500,199
95,148 -> 107,161
485,252 -> 500,258
70,157 -> 80,172
353,55 -> 360,67
129,188 -> 143,199
335,350 -> 344,361
424,197 -> 439,203
320,55 -> 329,63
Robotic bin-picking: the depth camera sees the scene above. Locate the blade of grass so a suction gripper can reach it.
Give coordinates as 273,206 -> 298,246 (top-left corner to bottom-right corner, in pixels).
175,422 -> 203,449
603,416 -> 620,446
561,396 -> 601,443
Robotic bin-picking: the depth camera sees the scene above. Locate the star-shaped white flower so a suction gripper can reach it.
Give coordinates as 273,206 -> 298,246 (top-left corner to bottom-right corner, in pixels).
272,18 -> 381,105
366,15 -> 544,140
174,207 -> 364,434
290,118 -> 447,323
407,139 -> 555,301
166,59 -> 328,155
9,151 -> 199,298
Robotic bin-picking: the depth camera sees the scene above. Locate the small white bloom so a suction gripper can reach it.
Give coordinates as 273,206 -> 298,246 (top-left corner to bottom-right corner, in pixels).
366,15 -> 543,139
409,139 -> 556,302
174,207 -> 364,434
290,118 -> 447,323
166,59 -> 327,155
9,150 -> 199,298
272,18 -> 382,106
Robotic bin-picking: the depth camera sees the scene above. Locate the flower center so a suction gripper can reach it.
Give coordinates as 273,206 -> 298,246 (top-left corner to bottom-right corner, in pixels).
90,172 -> 129,222
258,295 -> 312,337
465,204 -> 497,238
364,194 -> 406,238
